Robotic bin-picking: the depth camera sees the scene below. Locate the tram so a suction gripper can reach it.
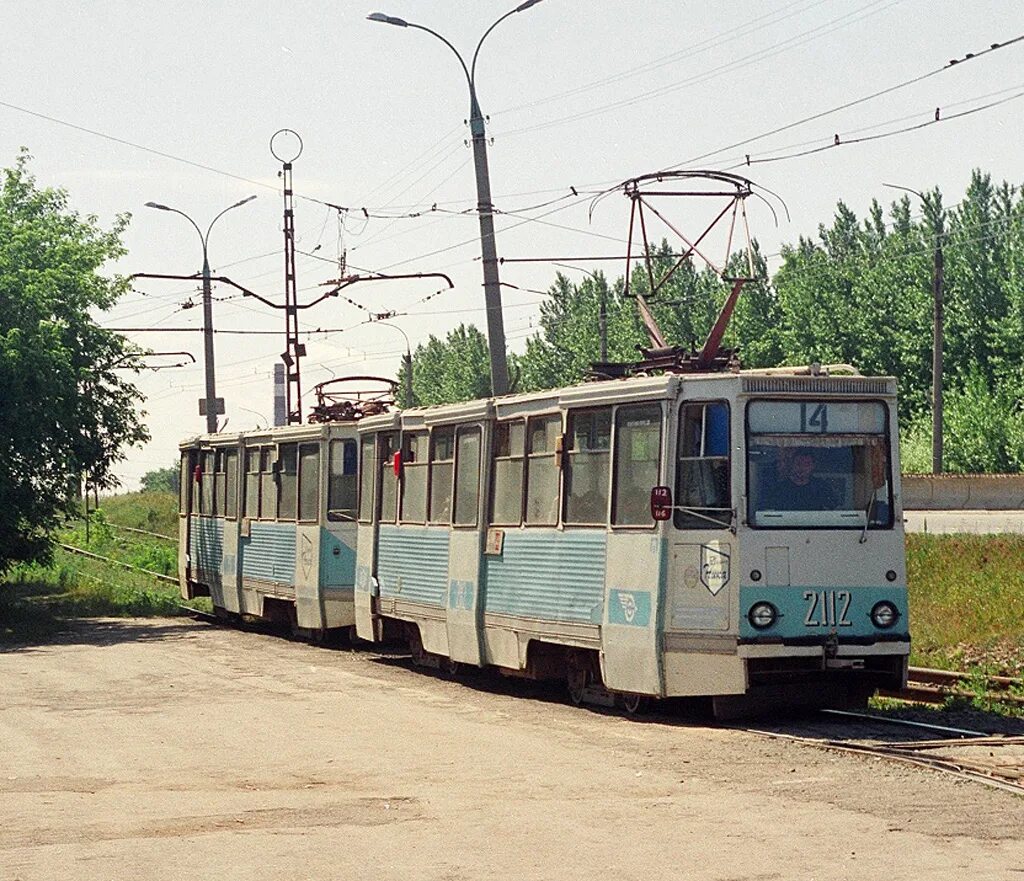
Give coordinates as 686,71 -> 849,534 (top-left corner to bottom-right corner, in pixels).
353,367 -> 910,716
177,379 -> 392,636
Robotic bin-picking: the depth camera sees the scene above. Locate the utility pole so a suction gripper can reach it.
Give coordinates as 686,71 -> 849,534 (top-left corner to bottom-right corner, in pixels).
142,196 -> 257,433
271,130 -> 306,424
884,183 -> 945,473
368,2 -> 546,396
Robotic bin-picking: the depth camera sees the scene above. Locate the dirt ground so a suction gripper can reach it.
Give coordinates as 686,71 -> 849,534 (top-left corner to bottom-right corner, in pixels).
0,619 -> 1021,881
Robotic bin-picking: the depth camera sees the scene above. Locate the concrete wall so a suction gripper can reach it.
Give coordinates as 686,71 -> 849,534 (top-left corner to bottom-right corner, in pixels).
902,474 -> 1024,510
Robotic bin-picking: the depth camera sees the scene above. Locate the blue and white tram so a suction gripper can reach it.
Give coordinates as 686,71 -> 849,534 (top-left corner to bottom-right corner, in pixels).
178,422 -> 361,635
353,369 -> 909,715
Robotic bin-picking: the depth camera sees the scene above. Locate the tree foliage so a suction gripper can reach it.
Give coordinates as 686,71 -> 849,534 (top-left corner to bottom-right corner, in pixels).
401,324 -> 492,407
0,152 -> 148,571
140,465 -> 180,495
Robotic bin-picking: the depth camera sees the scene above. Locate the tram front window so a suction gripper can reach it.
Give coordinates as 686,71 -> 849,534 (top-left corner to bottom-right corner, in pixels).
746,400 -> 893,529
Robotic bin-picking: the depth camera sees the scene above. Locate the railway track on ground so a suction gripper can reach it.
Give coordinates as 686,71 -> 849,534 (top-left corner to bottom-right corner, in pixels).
737,710 -> 1024,796
890,666 -> 1024,707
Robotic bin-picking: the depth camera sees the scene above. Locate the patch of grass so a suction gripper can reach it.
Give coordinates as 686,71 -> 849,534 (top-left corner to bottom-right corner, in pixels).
906,534 -> 1024,676
91,490 -> 178,538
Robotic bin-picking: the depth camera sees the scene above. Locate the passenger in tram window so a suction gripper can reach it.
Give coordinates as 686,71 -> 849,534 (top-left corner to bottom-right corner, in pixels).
763,448 -> 837,511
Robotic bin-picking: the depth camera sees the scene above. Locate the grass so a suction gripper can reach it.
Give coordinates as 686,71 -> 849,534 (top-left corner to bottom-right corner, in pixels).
906,533 -> 1024,676
0,491 -> 187,644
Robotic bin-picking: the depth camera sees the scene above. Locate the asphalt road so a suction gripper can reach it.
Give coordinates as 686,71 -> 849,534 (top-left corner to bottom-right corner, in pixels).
1,618 -> 1021,880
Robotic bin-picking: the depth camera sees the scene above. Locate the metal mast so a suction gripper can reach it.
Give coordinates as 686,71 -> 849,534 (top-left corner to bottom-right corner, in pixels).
273,129 -> 306,424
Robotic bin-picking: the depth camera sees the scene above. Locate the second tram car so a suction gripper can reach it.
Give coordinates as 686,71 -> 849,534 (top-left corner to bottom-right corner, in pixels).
178,421 -> 361,635
353,368 -> 910,715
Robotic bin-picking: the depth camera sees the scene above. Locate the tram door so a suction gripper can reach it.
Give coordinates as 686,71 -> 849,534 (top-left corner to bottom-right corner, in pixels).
663,398 -> 744,694
444,424 -> 486,667
354,431 -> 391,641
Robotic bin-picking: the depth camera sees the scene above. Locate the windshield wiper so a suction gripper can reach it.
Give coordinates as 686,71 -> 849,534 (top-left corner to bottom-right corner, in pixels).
673,505 -> 736,532
859,496 -> 875,544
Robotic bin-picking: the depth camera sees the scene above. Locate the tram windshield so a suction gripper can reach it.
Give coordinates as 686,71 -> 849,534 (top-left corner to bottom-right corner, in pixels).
746,400 -> 893,529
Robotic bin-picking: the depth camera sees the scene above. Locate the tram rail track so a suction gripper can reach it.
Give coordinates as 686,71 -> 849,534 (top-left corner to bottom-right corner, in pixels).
735,710 -> 1024,797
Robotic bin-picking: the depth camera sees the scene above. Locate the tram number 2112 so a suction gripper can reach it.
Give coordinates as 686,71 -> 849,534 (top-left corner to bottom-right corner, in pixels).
804,589 -> 852,627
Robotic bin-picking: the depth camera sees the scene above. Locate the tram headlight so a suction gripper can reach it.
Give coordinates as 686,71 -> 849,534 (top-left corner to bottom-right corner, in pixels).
870,600 -> 899,629
748,601 -> 777,630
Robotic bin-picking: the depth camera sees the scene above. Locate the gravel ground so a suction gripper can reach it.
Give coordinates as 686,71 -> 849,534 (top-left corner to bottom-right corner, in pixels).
0,617 -> 1021,881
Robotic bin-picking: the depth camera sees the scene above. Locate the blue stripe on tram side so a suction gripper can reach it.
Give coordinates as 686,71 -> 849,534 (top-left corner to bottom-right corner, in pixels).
377,525 -> 451,607
483,530 -> 607,624
240,522 -> 297,583
189,516 -> 224,574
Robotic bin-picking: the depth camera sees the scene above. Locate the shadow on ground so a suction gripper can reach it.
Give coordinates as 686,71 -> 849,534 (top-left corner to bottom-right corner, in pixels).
0,579 -> 199,653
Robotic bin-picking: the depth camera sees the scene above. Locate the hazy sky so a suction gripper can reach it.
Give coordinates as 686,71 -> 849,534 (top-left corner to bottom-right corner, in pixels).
2,1 -> 1022,488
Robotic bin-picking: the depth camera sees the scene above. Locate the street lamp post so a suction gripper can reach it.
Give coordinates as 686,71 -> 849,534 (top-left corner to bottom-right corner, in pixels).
375,321 -> 415,406
554,263 -> 610,363
145,196 -> 257,433
368,2 -> 545,397
883,184 -> 945,474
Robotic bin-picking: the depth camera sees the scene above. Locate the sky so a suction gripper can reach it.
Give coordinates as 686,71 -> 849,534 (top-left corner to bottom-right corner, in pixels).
2,0 -> 1022,489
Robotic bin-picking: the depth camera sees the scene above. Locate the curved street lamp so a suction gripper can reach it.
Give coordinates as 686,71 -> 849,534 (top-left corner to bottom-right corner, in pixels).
374,321 -> 414,406
144,195 -> 257,432
367,1 -> 545,397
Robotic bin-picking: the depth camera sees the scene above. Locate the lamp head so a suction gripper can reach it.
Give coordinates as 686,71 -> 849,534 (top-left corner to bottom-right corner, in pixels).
144,201 -> 171,211
367,11 -> 408,26
515,0 -> 544,10
232,195 -> 258,209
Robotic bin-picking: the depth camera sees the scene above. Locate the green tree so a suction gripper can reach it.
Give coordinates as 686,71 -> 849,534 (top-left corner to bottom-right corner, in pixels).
0,152 -> 148,571
406,324 -> 492,406
140,465 -> 180,495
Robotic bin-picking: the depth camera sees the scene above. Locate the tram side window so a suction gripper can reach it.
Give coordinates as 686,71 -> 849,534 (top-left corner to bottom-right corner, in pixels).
357,436 -> 376,522
244,448 -> 260,518
277,443 -> 298,521
201,451 -> 215,515
260,448 -> 276,520
179,452 -> 190,515
564,409 -> 612,525
379,433 -> 398,523
298,443 -> 320,522
454,426 -> 481,527
225,450 -> 238,519
675,402 -> 732,529
525,415 -> 561,526
490,421 -> 525,525
329,439 -> 359,522
429,427 -> 455,524
612,404 -> 663,526
213,451 -> 227,517
189,452 -> 201,515
400,432 -> 429,523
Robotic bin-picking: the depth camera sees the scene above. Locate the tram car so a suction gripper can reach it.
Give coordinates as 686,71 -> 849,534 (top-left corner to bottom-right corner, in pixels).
353,367 -> 910,716
177,378 -> 392,636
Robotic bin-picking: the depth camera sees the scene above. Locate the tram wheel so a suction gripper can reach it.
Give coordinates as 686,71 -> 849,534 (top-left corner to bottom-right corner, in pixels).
443,656 -> 461,677
566,653 -> 591,706
619,693 -> 650,716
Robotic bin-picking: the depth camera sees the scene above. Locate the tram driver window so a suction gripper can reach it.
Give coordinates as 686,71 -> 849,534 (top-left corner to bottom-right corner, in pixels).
675,402 -> 732,529
358,436 -> 376,523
